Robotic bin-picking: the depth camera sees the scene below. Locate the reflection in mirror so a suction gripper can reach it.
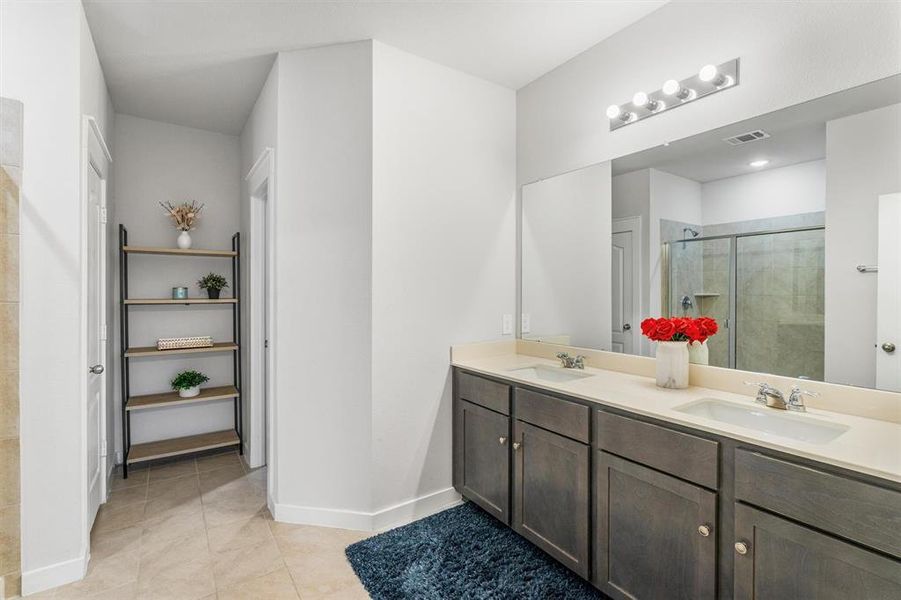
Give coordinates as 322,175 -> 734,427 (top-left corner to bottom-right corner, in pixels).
520,75 -> 901,392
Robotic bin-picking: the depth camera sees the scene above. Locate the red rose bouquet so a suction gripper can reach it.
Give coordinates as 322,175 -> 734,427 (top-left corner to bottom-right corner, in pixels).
640,316 -> 719,344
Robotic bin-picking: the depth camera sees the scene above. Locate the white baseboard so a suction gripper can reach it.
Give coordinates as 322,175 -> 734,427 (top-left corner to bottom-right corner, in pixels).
272,487 -> 462,532
21,551 -> 88,596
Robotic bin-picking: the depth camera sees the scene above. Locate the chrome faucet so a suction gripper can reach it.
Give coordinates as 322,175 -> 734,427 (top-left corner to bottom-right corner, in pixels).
745,381 -> 787,410
745,381 -> 819,412
786,385 -> 818,413
556,352 -> 586,369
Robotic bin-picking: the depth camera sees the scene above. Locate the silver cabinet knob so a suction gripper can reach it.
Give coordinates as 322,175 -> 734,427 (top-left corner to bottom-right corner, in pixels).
698,524 -> 711,537
623,323 -> 632,331
498,436 -> 507,445
89,364 -> 104,375
512,442 -> 521,450
882,342 -> 896,353
734,541 -> 749,555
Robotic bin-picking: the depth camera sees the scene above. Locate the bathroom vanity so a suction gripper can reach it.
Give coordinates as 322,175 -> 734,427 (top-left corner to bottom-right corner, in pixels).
451,351 -> 901,599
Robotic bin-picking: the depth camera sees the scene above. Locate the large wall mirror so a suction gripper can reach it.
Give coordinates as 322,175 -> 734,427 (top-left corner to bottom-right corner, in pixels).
520,74 -> 901,392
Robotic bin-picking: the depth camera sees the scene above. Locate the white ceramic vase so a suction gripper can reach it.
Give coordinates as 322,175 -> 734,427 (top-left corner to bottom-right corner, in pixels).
688,340 -> 709,365
179,385 -> 200,398
177,230 -> 192,249
655,341 -> 690,389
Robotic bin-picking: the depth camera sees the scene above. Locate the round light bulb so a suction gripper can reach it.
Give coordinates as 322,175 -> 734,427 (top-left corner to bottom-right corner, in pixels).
662,79 -> 681,96
606,104 -> 621,119
699,64 -> 718,83
632,91 -> 649,107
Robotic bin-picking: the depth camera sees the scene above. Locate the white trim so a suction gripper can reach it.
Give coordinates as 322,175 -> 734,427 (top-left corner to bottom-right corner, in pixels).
272,488 -> 462,532
86,116 -> 112,163
21,551 -> 89,596
613,215 -> 643,356
245,148 -> 277,500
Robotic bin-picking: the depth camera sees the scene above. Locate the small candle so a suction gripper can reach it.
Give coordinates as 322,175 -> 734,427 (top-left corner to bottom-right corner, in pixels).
172,286 -> 189,300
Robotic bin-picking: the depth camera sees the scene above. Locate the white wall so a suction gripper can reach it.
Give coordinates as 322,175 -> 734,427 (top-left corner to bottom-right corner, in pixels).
648,169 -> 702,319
273,42 -> 374,514
111,115 -> 241,450
517,1 -> 900,186
701,160 -> 826,225
522,163 -> 610,349
825,104 -> 901,388
0,0 -> 112,592
370,41 -> 515,514
238,58 -> 278,470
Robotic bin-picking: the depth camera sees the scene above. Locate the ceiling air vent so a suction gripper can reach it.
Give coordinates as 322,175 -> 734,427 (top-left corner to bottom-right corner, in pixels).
722,129 -> 770,146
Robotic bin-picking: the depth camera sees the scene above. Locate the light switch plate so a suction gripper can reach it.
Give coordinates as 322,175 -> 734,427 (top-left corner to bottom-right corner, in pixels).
502,314 -> 513,335
521,313 -> 531,334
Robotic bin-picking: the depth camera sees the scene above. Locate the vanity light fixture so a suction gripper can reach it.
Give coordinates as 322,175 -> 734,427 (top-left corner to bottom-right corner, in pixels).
749,159 -> 770,168
607,58 -> 740,131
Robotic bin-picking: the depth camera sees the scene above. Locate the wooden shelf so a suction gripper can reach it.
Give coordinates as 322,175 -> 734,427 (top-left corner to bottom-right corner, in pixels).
128,429 -> 240,464
124,298 -> 237,305
125,342 -> 238,357
123,245 -> 237,257
126,385 -> 239,411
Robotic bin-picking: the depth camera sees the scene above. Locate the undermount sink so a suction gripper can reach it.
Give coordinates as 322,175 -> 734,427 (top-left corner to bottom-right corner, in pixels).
508,364 -> 595,383
674,398 -> 849,444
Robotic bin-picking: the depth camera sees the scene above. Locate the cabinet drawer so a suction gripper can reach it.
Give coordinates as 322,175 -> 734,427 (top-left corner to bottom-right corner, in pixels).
515,388 -> 590,443
595,411 -> 718,489
735,450 -> 901,558
457,372 -> 510,415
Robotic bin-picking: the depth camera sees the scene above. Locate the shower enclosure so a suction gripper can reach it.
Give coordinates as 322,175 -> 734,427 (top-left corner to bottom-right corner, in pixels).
663,226 -> 825,380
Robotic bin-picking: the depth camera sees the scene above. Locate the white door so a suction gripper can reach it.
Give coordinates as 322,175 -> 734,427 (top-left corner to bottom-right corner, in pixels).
86,159 -> 107,527
876,193 -> 901,392
612,220 -> 640,354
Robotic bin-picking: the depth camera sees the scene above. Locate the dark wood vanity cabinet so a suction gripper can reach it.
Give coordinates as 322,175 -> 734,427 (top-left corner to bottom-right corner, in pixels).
451,368 -> 901,599
512,419 -> 591,578
595,451 -> 717,600
452,372 -> 511,523
733,504 -> 901,599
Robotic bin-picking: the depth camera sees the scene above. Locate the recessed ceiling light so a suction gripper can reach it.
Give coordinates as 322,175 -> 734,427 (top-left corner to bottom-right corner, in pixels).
749,159 -> 769,168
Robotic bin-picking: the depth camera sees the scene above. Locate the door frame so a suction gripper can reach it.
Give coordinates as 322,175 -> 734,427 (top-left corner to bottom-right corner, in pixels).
245,147 -> 277,500
80,115 -> 111,547
612,216 -> 642,355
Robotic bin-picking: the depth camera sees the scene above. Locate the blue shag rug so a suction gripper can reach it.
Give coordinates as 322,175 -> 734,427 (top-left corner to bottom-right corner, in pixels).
345,502 -> 608,599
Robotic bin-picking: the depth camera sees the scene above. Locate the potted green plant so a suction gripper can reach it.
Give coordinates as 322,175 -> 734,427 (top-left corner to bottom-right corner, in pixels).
170,370 -> 210,398
198,272 -> 228,299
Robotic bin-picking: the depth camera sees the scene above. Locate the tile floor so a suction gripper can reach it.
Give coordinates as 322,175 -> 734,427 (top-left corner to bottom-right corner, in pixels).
35,451 -> 372,600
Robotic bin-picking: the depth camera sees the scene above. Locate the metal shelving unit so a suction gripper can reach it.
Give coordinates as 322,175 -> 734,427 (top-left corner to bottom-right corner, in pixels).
118,224 -> 242,478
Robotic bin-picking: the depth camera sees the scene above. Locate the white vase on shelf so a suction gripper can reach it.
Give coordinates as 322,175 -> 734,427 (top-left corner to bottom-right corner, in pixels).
688,340 -> 709,365
655,341 -> 690,389
177,230 -> 192,249
179,385 -> 200,398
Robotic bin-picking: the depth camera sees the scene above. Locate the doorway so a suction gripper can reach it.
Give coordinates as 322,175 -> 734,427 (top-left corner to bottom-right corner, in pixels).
245,147 -> 276,502
612,217 -> 641,354
82,116 -> 111,536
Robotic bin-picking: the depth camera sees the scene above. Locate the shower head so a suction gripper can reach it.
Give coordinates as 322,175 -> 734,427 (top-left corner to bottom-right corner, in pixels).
683,227 -> 700,238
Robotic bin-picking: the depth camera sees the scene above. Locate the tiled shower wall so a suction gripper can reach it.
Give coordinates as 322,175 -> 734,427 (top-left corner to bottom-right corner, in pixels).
666,213 -> 826,378
0,97 -> 22,600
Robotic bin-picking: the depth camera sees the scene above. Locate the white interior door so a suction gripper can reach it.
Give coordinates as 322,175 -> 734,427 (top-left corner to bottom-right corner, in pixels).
876,193 -> 901,392
86,160 -> 107,527
612,219 -> 640,354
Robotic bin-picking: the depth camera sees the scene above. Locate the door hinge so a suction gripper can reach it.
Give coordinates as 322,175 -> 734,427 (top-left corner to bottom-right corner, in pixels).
100,207 -> 108,224
100,324 -> 108,341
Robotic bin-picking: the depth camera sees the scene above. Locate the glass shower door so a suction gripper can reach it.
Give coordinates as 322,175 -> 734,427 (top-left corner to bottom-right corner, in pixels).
735,229 -> 825,380
667,237 -> 733,368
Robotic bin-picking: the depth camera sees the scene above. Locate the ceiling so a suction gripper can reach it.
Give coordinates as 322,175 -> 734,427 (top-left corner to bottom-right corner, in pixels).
83,0 -> 665,135
612,74 -> 901,183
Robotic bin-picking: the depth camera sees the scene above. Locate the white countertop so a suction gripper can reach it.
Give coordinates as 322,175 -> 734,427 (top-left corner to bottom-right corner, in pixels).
452,352 -> 901,484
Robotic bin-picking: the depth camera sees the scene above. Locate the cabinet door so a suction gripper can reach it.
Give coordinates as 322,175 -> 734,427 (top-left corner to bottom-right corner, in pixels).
734,504 -> 901,600
513,420 -> 590,578
595,451 -> 717,600
453,399 -> 510,523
